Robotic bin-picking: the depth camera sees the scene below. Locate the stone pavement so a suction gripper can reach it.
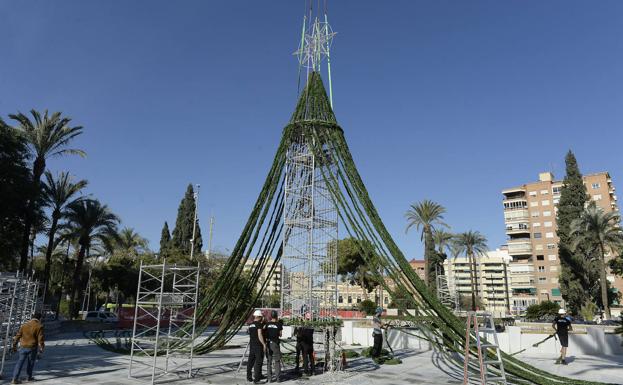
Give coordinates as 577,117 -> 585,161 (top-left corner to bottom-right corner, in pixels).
1,332 -> 620,384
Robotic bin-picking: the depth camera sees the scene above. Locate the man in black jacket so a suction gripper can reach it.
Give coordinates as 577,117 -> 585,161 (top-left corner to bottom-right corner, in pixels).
247,310 -> 266,383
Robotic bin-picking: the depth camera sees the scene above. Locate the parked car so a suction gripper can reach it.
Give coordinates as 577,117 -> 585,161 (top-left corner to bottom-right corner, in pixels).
84,311 -> 118,323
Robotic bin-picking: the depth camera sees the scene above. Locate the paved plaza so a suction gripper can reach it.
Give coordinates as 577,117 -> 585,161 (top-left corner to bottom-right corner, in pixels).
2,331 -> 621,385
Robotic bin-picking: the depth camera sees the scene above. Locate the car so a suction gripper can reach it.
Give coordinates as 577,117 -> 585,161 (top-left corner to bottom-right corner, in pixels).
85,311 -> 118,323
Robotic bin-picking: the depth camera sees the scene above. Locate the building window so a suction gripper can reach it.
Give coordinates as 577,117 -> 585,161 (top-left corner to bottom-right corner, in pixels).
384,297 -> 388,304
530,201 -> 538,207
544,221 -> 552,227
534,232 -> 542,239
338,295 -> 343,303
357,296 -> 361,303
548,254 -> 557,261
539,277 -> 547,283
541,200 -> 550,206
553,198 -> 560,205
550,266 -> 558,272
545,232 -> 554,238
541,189 -> 549,195
543,211 -> 552,216
538,266 -> 545,272
551,278 -> 559,284
533,222 -> 541,227
593,194 -> 603,201
592,183 -> 601,189
535,244 -> 543,250
553,186 -> 562,194
348,296 -> 352,304
537,255 -> 544,261
529,191 -> 537,197
547,243 -> 556,249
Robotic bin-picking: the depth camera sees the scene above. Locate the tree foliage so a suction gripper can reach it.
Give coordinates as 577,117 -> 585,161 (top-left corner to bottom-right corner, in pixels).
0,122 -> 31,270
452,231 -> 488,311
525,301 -> 560,321
405,200 -> 447,289
335,237 -> 382,297
171,184 -> 202,256
9,109 -> 85,271
557,151 -> 600,315
570,202 -> 623,319
159,221 -> 171,257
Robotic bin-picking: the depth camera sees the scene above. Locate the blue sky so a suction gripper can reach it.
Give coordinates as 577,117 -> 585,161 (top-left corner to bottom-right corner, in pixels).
2,1 -> 623,258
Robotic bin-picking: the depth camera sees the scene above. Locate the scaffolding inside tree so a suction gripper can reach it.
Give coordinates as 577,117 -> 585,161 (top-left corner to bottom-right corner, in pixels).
128,261 -> 199,385
0,272 -> 40,377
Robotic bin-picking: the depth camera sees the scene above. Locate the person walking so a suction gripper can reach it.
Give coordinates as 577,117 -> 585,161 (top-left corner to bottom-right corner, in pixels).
264,310 -> 283,383
553,308 -> 572,365
371,307 -> 385,359
247,310 -> 266,384
11,312 -> 45,384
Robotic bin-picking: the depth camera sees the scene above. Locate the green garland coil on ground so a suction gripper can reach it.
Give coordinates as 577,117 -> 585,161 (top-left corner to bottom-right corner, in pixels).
89,72 -> 615,385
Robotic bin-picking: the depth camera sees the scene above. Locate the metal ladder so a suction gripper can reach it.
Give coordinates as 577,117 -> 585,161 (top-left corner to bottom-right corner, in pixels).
463,311 -> 507,385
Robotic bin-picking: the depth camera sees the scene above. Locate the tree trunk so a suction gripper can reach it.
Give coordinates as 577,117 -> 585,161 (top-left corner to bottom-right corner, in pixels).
43,212 -> 59,304
599,242 -> 611,320
424,228 -> 436,288
468,252 -> 478,311
19,156 -> 46,271
69,242 -> 87,319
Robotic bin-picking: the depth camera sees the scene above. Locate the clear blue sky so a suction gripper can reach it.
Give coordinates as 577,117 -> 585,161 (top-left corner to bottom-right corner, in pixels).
2,1 -> 623,258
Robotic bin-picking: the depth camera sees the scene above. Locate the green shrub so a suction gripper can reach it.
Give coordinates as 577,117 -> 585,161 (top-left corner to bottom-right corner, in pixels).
358,299 -> 377,316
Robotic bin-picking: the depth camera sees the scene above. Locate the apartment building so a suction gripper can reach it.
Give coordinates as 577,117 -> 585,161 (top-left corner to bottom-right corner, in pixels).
243,258 -> 282,295
502,172 -> 620,313
445,248 -> 512,316
409,259 -> 426,281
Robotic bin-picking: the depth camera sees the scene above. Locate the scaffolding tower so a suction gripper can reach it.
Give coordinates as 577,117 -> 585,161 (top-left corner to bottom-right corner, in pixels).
0,272 -> 40,377
128,261 -> 200,384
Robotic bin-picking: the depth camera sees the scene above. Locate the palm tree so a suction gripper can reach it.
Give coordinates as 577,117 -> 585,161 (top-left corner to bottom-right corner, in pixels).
433,229 -> 454,276
10,110 -> 84,270
405,200 -> 447,287
115,227 -> 149,258
453,231 -> 488,311
570,202 -> 623,319
64,199 -> 119,318
40,171 -> 88,303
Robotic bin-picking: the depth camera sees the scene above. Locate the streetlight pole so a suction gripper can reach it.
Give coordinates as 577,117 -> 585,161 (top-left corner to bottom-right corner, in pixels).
190,184 -> 200,261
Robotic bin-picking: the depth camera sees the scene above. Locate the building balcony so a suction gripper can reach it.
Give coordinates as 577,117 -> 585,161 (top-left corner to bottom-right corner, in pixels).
504,209 -> 530,222
507,240 -> 532,255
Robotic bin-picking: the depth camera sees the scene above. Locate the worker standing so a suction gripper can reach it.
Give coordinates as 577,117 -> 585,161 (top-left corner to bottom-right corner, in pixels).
371,307 -> 385,359
11,312 -> 45,384
553,308 -> 572,365
247,310 -> 266,384
264,310 -> 283,383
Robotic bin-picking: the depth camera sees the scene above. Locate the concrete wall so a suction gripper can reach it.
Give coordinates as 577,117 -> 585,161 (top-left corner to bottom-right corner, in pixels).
340,322 -> 623,357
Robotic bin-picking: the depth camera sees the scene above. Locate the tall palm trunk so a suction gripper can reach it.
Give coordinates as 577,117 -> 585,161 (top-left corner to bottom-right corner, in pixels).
598,242 -> 611,319
19,156 -> 45,271
69,240 -> 87,319
55,244 -> 71,320
423,226 -> 433,286
468,251 -> 478,311
43,210 -> 60,303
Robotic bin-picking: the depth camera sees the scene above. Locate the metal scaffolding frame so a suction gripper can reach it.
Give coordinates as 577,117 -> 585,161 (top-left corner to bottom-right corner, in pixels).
280,128 -> 340,371
0,272 -> 40,377
128,261 -> 200,384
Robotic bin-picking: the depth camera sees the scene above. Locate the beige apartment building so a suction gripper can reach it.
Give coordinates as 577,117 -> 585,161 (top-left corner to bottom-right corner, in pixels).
502,172 -> 620,313
445,248 -> 512,316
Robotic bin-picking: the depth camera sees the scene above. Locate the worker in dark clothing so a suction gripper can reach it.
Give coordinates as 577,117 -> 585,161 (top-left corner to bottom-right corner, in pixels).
247,310 -> 267,383
264,310 -> 283,383
371,307 -> 385,359
11,312 -> 45,384
293,326 -> 304,375
300,327 -> 315,376
553,308 -> 572,365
